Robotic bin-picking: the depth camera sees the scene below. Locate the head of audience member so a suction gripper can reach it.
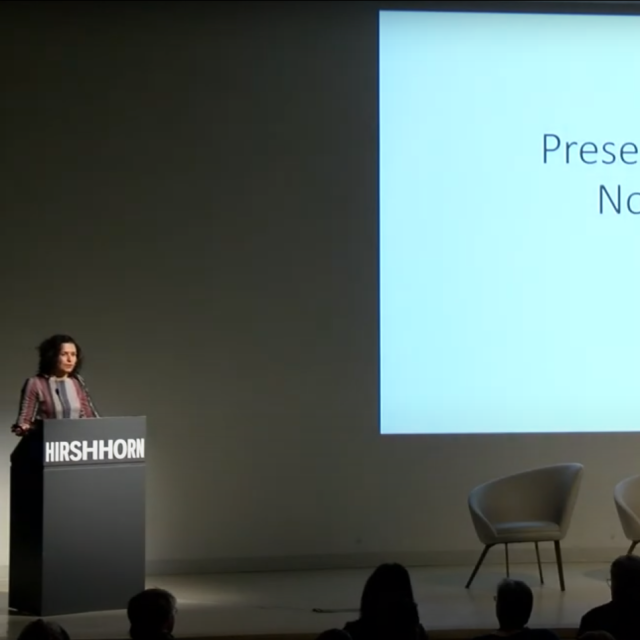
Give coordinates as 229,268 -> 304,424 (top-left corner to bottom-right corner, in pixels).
356,563 -> 421,640
127,588 -> 177,639
360,563 -> 416,620
17,620 -> 70,640
579,632 -> 616,640
609,554 -> 640,605
375,597 -> 421,640
495,579 -> 533,631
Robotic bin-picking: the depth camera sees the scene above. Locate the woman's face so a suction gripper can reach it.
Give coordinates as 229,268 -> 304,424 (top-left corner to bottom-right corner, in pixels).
56,342 -> 77,376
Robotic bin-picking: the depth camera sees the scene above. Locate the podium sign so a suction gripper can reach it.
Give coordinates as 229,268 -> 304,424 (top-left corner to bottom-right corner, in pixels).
9,417 -> 146,615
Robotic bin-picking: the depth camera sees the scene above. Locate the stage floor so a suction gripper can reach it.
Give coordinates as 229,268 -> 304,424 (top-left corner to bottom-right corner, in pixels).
0,562 -> 613,640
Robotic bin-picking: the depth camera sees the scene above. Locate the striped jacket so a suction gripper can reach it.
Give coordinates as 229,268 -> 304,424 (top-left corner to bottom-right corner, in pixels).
13,374 -> 99,430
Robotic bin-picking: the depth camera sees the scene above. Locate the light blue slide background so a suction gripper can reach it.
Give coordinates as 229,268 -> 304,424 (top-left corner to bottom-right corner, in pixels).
379,10 -> 640,434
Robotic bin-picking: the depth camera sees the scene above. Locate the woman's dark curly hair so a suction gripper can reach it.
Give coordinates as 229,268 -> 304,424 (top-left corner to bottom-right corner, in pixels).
36,334 -> 83,377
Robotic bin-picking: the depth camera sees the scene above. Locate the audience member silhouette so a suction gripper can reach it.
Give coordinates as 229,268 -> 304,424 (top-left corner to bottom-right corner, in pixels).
578,555 -> 640,640
127,588 -> 177,640
343,563 -> 427,640
473,579 -> 557,640
17,620 -> 70,640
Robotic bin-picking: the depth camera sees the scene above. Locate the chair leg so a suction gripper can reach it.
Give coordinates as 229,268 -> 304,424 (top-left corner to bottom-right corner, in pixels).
535,542 -> 544,585
465,544 -> 493,588
505,543 -> 510,577
554,540 -> 565,591
628,541 -> 638,555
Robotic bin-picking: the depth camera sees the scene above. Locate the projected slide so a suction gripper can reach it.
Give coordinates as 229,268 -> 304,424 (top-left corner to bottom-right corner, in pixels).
379,10 -> 640,435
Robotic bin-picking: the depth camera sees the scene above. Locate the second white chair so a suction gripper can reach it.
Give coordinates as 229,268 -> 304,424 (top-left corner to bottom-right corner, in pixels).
466,463 -> 584,591
614,475 -> 640,555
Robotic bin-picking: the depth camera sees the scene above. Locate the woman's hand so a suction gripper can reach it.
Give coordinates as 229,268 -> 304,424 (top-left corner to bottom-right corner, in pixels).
11,425 -> 31,436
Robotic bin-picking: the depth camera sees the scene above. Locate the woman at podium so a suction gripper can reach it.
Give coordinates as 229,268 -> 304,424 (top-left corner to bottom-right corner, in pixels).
11,334 -> 99,436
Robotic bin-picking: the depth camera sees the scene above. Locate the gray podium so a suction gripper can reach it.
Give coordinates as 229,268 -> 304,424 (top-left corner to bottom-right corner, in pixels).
9,417 -> 146,616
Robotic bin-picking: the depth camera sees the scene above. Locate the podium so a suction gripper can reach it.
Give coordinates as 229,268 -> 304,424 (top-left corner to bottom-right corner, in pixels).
9,417 -> 146,616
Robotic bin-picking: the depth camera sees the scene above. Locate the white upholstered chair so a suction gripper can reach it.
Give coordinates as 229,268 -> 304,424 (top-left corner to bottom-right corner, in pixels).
614,475 -> 640,555
466,463 -> 584,591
